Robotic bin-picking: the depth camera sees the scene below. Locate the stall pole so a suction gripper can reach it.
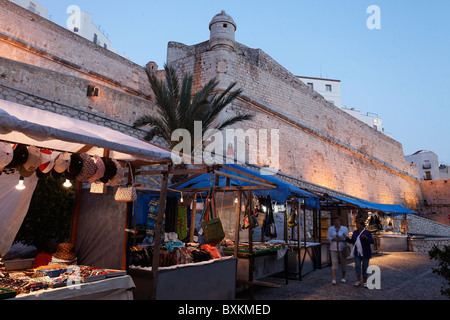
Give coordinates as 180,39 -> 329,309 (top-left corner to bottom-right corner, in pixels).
297,199 -> 302,281
303,199 -> 307,249
318,209 -> 323,269
150,171 -> 169,300
69,180 -> 83,245
284,201 -> 288,285
123,165 -> 135,271
248,190 -> 254,300
234,190 -> 242,258
189,193 -> 198,242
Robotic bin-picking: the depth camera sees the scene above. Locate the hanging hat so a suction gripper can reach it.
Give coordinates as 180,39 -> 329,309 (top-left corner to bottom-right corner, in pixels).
88,155 -> 105,183
108,159 -> 124,186
0,142 -> 13,173
34,149 -> 53,179
6,144 -> 29,170
53,243 -> 76,261
54,152 -> 71,173
66,153 -> 83,180
51,152 -> 71,179
76,153 -> 97,182
18,146 -> 41,178
39,149 -> 56,174
100,158 -> 117,184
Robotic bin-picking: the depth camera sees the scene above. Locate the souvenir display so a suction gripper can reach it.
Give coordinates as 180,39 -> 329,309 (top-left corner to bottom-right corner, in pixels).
0,263 -> 127,298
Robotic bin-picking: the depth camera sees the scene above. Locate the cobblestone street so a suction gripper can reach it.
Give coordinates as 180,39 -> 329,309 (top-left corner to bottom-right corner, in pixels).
237,252 -> 447,300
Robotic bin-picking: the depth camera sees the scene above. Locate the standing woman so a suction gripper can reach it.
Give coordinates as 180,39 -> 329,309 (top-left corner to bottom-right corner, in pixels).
327,216 -> 350,285
347,219 -> 374,288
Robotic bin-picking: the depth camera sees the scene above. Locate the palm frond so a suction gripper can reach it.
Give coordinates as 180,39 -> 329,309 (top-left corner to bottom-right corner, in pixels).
215,114 -> 255,132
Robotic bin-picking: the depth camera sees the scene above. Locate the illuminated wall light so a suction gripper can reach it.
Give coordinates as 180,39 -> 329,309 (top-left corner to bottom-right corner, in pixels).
16,176 -> 26,190
180,192 -> 184,203
87,85 -> 99,97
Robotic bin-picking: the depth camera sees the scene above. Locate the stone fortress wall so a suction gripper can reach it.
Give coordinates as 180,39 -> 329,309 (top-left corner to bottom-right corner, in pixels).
0,3 -> 424,211
167,11 -> 422,210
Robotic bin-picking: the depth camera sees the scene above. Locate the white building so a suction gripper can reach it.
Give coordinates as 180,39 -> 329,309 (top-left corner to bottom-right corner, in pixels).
341,107 -> 393,138
439,165 -> 450,180
297,75 -> 393,138
66,8 -> 128,59
9,0 -> 47,18
67,9 -> 112,50
405,150 -> 441,181
297,76 -> 342,108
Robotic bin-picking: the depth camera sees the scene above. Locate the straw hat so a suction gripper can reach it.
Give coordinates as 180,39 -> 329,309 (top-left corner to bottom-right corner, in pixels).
76,153 -> 97,182
88,155 -> 105,183
53,243 -> 76,261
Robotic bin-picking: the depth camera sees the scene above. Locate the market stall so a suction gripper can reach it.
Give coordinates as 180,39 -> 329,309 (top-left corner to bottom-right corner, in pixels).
322,195 -> 418,254
126,164 -> 281,300
0,99 -> 182,300
172,164 -> 320,296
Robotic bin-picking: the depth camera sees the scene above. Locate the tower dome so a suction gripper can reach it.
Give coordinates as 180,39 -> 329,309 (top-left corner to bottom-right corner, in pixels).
209,10 -> 237,51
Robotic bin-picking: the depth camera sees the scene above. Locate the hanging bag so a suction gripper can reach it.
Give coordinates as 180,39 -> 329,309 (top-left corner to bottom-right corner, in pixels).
115,163 -> 137,202
348,229 -> 365,259
90,182 -> 107,194
201,189 -> 225,246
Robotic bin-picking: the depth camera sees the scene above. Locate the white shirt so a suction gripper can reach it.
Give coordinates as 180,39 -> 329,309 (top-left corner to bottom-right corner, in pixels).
327,225 -> 349,252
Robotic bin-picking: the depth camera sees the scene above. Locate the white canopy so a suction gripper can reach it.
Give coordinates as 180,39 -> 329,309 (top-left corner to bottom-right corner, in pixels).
0,99 -> 179,164
0,99 -> 178,256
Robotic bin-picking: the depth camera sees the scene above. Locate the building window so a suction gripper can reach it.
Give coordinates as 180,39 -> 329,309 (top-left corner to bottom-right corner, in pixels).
74,27 -> 79,32
28,2 -> 36,13
307,83 -> 314,90
326,84 -> 332,92
425,171 -> 432,181
104,43 -> 108,49
93,33 -> 98,44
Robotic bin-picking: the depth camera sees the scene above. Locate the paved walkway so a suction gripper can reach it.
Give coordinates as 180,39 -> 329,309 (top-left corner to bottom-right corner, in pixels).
236,252 -> 447,300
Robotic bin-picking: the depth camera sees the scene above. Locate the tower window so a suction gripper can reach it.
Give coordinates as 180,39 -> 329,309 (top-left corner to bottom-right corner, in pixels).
326,84 -> 332,92
223,23 -> 228,28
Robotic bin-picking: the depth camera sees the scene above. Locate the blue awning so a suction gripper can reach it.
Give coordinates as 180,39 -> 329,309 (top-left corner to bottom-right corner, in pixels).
172,164 -> 320,209
333,196 -> 418,215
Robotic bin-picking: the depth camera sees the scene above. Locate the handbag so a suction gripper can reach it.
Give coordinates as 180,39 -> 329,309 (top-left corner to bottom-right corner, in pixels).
342,244 -> 351,258
201,190 -> 225,246
90,182 -> 107,194
115,186 -> 137,202
348,229 -> 365,259
114,163 -> 137,202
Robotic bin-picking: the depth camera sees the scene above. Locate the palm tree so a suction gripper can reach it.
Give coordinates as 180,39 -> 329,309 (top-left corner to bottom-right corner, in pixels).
133,64 -> 254,166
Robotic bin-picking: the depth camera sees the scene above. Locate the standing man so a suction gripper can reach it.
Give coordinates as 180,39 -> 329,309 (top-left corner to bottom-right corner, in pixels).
327,216 -> 349,285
